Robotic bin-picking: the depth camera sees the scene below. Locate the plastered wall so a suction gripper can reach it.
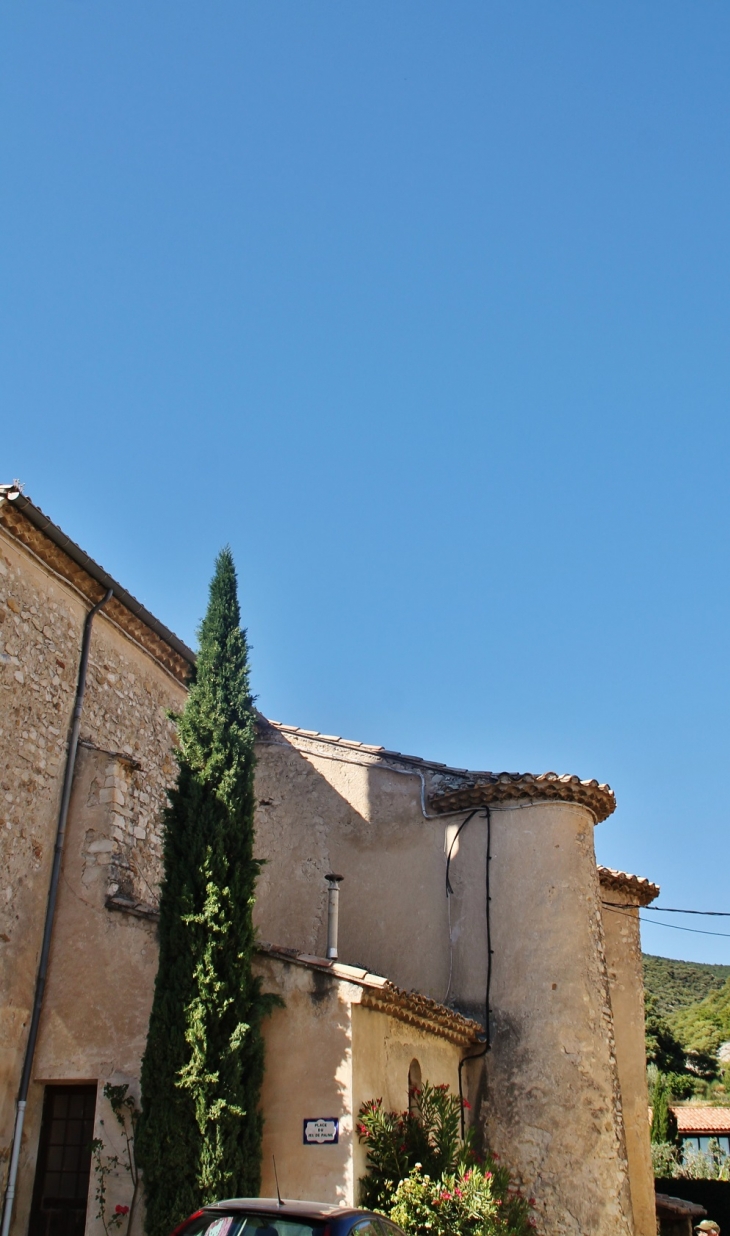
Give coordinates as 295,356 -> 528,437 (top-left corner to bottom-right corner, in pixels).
482,801 -> 634,1236
256,956 -> 463,1208
253,730 -> 487,1016
350,1004 -> 462,1200
601,897 -> 655,1236
256,956 -> 356,1206
253,734 -> 637,1236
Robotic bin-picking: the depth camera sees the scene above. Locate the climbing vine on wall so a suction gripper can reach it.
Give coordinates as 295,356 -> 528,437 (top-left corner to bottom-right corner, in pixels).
91,1084 -> 140,1236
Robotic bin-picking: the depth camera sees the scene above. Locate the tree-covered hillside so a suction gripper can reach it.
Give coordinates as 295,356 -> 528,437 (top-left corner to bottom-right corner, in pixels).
670,980 -> 730,1057
643,954 -> 730,1021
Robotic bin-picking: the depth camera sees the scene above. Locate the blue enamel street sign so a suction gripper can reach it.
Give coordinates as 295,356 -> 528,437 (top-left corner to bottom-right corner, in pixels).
303,1118 -> 339,1145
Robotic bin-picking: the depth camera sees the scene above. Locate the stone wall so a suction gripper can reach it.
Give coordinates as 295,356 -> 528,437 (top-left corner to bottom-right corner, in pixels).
0,522 -> 186,1236
601,891 -> 655,1236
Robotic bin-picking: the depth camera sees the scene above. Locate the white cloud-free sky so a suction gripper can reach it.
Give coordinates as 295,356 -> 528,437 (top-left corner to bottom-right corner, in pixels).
4,1 -> 730,962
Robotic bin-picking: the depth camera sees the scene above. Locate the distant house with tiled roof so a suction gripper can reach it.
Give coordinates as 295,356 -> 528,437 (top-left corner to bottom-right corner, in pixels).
0,483 -> 660,1236
672,1106 -> 730,1156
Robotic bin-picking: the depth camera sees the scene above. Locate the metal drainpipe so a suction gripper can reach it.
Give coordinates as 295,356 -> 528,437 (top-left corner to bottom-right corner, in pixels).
325,873 -> 344,960
0,588 -> 112,1236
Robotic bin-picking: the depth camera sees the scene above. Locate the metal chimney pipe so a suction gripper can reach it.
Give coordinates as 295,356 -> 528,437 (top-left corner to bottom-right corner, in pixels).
325,873 -> 344,960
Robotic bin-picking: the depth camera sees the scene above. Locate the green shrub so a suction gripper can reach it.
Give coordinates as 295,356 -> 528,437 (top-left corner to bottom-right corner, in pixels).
357,1084 -> 535,1236
357,1082 -> 474,1210
389,1164 -> 534,1236
677,1140 -> 730,1181
651,1142 -> 679,1177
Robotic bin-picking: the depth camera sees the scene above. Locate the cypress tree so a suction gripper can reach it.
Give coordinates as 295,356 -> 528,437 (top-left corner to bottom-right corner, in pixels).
650,1073 -> 679,1145
137,549 -> 274,1236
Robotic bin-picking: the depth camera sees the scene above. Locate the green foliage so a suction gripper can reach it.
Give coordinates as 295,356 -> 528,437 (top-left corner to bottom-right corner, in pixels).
644,991 -> 718,1092
645,994 -> 690,1076
643,955 -> 730,1021
651,1138 -> 730,1182
389,1164 -> 535,1236
677,1140 -> 730,1181
650,1074 -> 679,1146
357,1082 -> 475,1211
356,1084 -> 535,1236
651,1142 -> 680,1178
138,549 -> 277,1236
670,978 -> 730,1060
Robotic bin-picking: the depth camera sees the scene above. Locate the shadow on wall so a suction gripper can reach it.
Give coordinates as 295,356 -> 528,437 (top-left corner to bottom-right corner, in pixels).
258,956 -> 353,1205
252,726 -> 486,1007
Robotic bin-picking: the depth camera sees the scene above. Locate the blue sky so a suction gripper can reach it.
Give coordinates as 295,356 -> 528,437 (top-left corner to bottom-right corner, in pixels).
3,2 -> 730,963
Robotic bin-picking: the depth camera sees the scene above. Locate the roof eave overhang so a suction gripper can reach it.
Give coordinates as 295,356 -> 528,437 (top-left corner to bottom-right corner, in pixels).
429,773 -> 616,824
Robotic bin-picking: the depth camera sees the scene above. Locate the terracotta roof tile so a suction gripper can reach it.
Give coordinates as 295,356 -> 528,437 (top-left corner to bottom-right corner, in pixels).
673,1107 -> 730,1134
257,941 -> 482,1047
598,865 -> 659,906
429,771 -> 616,824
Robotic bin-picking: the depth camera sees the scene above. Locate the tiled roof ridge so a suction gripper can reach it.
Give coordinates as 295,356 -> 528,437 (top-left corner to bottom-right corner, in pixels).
261,719 -> 616,822
598,865 -> 659,906
0,484 -> 195,683
257,941 -> 482,1047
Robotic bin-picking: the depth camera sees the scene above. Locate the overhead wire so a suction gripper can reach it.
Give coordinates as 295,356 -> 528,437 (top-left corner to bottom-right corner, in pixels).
602,902 -> 730,940
602,902 -> 730,917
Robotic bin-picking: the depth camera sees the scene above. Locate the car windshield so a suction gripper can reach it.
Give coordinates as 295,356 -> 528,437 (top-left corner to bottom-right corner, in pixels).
182,1213 -> 328,1236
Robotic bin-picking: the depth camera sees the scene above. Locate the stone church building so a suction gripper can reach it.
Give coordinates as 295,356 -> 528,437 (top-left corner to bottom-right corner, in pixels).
0,484 -> 659,1236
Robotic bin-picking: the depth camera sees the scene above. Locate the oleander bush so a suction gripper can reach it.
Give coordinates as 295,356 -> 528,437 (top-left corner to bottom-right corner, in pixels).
357,1082 -> 536,1236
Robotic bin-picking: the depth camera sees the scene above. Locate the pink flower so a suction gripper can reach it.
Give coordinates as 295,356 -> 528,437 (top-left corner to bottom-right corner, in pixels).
115,1206 -> 129,1215
462,1099 -> 471,1110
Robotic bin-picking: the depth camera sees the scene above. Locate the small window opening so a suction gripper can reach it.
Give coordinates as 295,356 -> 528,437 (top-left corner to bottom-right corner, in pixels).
29,1083 -> 97,1236
408,1058 -> 422,1114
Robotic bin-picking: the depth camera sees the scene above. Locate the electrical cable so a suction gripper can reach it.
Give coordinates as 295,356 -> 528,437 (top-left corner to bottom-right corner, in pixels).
603,903 -> 730,940
444,808 -> 486,1004
602,902 -> 730,917
457,805 -> 492,1138
641,916 -> 730,940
